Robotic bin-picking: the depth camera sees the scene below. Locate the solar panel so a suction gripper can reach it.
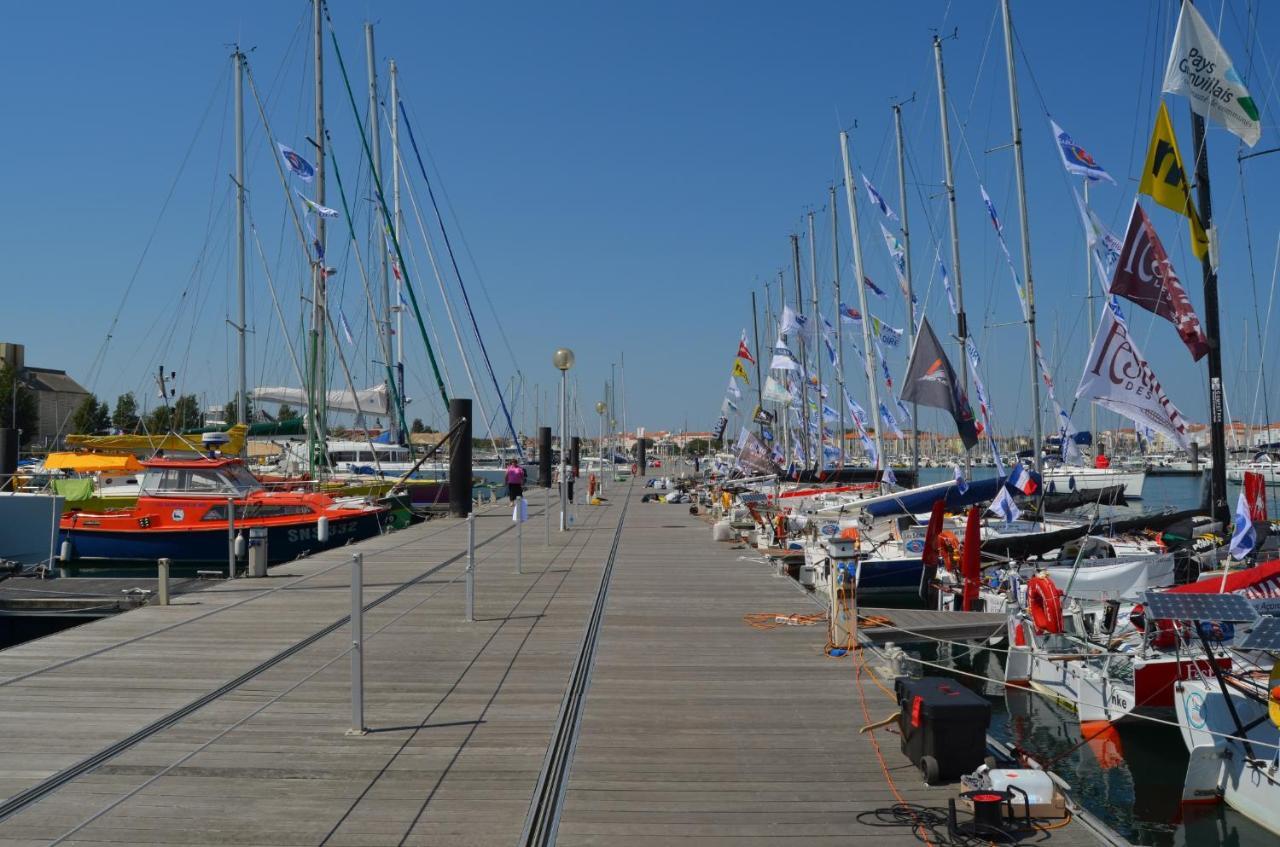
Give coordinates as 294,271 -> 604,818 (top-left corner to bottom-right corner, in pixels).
1141,591 -> 1257,623
1240,616 -> 1280,651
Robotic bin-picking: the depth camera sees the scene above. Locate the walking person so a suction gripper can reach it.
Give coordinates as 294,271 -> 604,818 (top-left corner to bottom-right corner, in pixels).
505,458 -> 526,503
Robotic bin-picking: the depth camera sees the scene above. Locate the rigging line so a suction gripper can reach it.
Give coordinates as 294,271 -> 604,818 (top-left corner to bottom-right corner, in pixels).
394,92 -> 525,462
1236,155 -> 1271,428
321,2 -> 449,413
320,129 -> 408,441
85,65 -> 227,396
250,217 -> 305,389
385,103 -> 521,374
394,207 -> 456,399
384,127 -> 500,449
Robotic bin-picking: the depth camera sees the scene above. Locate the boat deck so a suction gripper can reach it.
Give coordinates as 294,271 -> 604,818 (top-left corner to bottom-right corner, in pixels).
0,483 -> 1118,845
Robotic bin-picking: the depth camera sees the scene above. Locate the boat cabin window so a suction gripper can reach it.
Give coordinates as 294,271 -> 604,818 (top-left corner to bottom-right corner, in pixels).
203,503 -> 315,520
142,463 -> 263,495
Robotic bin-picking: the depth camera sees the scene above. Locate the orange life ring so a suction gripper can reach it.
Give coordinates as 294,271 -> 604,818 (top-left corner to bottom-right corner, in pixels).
1026,573 -> 1064,635
937,531 -> 961,572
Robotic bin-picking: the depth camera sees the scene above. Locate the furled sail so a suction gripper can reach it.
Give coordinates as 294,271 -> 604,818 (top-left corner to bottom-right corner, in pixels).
250,385 -> 389,416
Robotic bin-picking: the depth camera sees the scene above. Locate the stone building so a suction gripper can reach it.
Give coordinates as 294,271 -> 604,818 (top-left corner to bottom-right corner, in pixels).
0,342 -> 91,447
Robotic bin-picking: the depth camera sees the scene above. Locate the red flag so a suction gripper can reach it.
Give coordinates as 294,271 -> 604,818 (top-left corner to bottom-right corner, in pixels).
1245,471 -> 1268,523
1110,201 -> 1209,361
737,339 -> 756,365
961,506 -> 981,612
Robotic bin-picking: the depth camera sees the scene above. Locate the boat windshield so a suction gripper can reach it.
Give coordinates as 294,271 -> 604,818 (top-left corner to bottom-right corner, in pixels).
141,463 -> 264,496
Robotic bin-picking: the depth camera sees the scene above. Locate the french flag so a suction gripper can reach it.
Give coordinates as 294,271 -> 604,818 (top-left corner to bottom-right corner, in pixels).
1008,464 -> 1037,495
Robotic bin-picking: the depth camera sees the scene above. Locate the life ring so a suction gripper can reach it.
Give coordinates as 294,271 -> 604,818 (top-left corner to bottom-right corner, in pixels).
1026,574 -> 1064,635
937,531 -> 961,572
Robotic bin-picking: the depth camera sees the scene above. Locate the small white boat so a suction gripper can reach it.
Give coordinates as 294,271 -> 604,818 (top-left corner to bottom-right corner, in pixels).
1040,465 -> 1146,498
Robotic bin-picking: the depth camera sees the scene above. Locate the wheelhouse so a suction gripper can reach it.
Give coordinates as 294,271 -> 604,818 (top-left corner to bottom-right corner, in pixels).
139,457 -> 264,497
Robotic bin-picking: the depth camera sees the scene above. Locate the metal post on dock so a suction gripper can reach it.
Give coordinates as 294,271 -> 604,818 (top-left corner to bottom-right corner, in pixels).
516,497 -> 524,574
157,558 -> 170,606
226,497 -> 236,580
348,552 -> 366,735
465,511 -> 476,622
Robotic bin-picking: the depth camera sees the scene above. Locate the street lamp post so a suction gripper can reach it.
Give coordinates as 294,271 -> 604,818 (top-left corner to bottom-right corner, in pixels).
553,348 -> 575,531
595,400 -> 607,495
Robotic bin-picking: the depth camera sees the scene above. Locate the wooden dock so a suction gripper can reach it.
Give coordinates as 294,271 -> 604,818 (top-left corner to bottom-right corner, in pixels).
0,483 -> 1120,846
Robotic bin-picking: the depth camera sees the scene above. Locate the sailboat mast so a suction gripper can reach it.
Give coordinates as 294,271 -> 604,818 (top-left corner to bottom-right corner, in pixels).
233,48 -> 247,436
807,211 -> 822,470
791,234 -> 810,467
999,0 -> 1044,474
1189,106 -> 1228,524
308,0 -> 328,475
1085,181 -> 1097,446
390,60 -> 405,428
831,185 -> 845,471
839,130 -> 884,472
893,102 -> 918,475
933,35 -> 970,469
750,291 -> 764,436
365,23 -> 397,443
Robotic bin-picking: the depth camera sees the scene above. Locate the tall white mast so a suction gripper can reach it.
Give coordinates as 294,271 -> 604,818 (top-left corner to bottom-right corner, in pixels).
807,211 -> 822,470
1000,0 -> 1043,473
831,186 -> 844,471
233,48 -> 247,434
839,131 -> 884,473
934,35 -> 970,469
364,23 -> 397,443
893,102 -> 918,475
390,60 -> 405,425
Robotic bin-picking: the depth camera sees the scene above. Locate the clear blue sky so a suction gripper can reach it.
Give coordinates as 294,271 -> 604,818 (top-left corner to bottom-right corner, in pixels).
3,1 -> 1279,441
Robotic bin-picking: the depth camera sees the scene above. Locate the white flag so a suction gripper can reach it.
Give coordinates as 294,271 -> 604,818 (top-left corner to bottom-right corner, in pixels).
296,189 -> 339,218
769,341 -> 799,372
1075,304 -> 1190,449
989,487 -> 1022,524
1162,1 -> 1261,147
762,376 -> 791,404
726,377 -> 741,400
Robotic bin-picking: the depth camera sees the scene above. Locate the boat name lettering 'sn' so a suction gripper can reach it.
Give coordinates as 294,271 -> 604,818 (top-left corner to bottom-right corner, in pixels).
288,520 -> 356,544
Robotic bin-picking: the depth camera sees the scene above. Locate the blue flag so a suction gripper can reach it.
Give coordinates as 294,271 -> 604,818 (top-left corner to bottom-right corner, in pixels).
1230,491 -> 1257,560
1051,119 -> 1115,184
864,276 -> 888,299
862,173 -> 899,221
278,143 -> 316,181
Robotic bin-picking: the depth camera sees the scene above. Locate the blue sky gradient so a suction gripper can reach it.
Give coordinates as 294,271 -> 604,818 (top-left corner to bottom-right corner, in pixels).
3,1 -> 1279,441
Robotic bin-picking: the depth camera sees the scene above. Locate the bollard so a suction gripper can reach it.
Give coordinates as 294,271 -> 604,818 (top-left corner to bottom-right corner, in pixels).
226,497 -> 236,580
465,512 -> 476,622
348,552 -> 366,735
157,558 -> 170,606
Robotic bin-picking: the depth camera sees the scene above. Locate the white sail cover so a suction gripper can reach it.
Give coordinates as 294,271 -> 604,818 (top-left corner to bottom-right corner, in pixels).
1044,556 -> 1176,602
1075,306 -> 1190,448
251,384 -> 389,415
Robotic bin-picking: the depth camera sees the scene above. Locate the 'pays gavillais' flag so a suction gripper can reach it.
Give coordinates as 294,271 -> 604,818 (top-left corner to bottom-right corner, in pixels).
1162,0 -> 1261,147
1110,200 -> 1209,361
1075,303 -> 1190,449
899,318 -> 978,450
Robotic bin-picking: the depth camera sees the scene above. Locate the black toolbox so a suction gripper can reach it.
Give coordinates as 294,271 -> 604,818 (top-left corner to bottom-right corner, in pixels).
895,676 -> 991,784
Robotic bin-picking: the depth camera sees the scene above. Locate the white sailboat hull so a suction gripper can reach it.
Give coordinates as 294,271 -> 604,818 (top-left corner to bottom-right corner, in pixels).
1041,467 -> 1146,498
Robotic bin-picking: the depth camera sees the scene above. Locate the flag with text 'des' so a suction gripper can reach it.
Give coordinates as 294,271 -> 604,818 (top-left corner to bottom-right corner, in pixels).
1109,200 -> 1208,361
899,318 -> 978,450
1075,304 -> 1190,449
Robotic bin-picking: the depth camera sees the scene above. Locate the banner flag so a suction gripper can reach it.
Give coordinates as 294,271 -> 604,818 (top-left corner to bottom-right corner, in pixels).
1075,303 -> 1191,448
1162,1 -> 1261,146
899,317 -> 979,450
769,341 -> 799,372
1050,120 -> 1115,183
737,332 -> 756,364
762,376 -> 791,404
862,173 -> 899,221
1110,200 -> 1209,361
296,189 -> 339,219
278,144 -> 316,181
731,358 -> 750,384
1139,102 -> 1209,261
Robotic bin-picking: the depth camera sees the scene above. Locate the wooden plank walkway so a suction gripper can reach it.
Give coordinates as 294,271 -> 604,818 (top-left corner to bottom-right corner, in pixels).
554,488 -> 1114,846
0,482 -> 1118,846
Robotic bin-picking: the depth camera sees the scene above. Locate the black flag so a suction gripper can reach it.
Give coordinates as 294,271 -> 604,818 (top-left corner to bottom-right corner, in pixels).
899,317 -> 978,450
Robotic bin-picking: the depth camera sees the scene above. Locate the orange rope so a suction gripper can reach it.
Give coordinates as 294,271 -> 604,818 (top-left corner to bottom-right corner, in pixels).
855,649 -> 935,847
743,611 -> 827,630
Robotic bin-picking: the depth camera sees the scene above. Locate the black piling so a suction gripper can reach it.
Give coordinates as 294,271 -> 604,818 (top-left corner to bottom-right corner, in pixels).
0,429 -> 16,492
637,437 -> 647,475
449,399 -> 472,518
571,436 -> 581,478
538,427 -> 552,488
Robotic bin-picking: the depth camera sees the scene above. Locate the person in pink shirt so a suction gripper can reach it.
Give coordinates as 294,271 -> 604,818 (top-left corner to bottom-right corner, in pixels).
505,459 -> 527,502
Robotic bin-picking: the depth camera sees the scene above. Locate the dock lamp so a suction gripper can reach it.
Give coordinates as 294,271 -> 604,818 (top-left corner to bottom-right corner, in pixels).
554,348 -> 575,530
